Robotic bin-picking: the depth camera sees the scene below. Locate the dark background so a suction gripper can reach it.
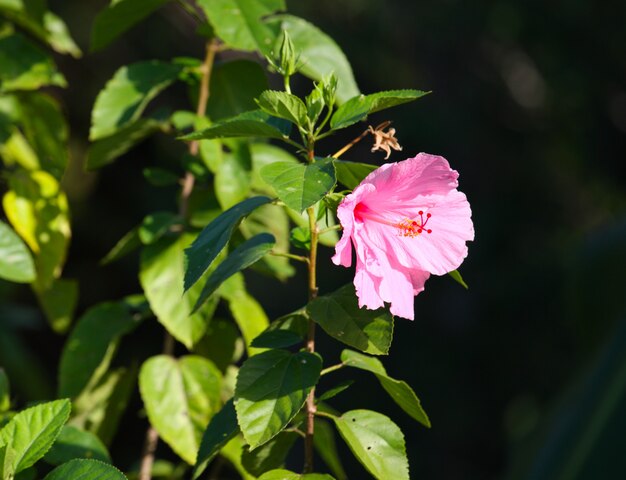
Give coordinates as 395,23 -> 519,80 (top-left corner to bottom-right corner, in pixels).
2,0 -> 626,478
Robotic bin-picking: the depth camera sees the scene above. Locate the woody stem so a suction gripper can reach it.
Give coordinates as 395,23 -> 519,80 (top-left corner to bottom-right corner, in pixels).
304,147 -> 318,473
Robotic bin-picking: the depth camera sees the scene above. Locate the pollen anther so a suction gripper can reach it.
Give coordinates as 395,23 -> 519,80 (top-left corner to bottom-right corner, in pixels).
395,211 -> 433,237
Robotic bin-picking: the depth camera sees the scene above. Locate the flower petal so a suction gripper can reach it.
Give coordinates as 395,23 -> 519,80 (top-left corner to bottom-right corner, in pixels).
360,153 -> 459,209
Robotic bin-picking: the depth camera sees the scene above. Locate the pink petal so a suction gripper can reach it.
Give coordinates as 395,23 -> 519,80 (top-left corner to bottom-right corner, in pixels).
359,153 -> 459,208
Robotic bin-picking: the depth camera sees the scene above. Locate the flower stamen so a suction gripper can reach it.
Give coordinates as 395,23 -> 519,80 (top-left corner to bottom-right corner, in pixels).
396,211 -> 432,237
355,205 -> 433,237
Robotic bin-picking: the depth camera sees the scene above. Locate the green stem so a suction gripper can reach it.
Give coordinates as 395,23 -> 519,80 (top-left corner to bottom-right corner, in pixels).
284,75 -> 292,94
320,362 -> 346,376
318,224 -> 342,235
314,410 -> 336,420
270,251 -> 309,264
313,107 -> 333,138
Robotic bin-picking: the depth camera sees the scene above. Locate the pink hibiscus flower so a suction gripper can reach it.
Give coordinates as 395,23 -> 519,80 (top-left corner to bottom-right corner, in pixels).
332,153 -> 474,320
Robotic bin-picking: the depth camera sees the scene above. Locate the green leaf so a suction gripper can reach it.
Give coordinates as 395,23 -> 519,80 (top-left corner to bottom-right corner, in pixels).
234,349 -> 322,448
184,195 -> 271,291
0,219 -> 35,283
448,269 -> 469,289
333,410 -> 409,480
138,211 -> 181,245
241,431 -> 299,476
142,167 -> 179,186
215,140 -> 252,209
313,419 -> 347,480
333,160 -> 376,189
180,109 -> 291,141
0,32 -> 66,91
90,61 -> 181,140
256,90 -> 308,127
220,273 -> 270,356
258,470 -> 335,480
139,355 -> 222,464
0,2 -> 81,57
240,202 -> 295,281
43,425 -> 111,465
91,0 -> 170,52
220,436 -> 257,480
251,312 -> 307,349
40,12 -> 82,58
192,399 -> 239,480
58,301 -> 140,398
317,380 -> 354,403
0,399 -> 71,475
70,366 -> 136,446
192,320 -> 243,373
100,227 -> 141,265
260,158 -> 336,213
193,233 -> 275,313
43,459 -> 127,480
87,117 -> 167,170
250,142 -> 299,195
18,92 -> 69,178
330,89 -> 429,130
2,170 -> 70,288
307,284 -> 394,355
33,278 -> 78,334
208,60 -> 269,120
340,350 -> 430,427
140,234 -> 219,348
197,0 -> 285,54
268,15 -> 360,104
0,369 -> 9,413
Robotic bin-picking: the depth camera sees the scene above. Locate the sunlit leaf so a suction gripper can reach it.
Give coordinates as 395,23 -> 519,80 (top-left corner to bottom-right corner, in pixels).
197,0 -> 285,54
256,90 -> 308,127
139,355 -> 222,464
220,273 -> 270,356
215,140 -> 252,209
234,349 -> 321,448
43,459 -> 127,480
333,409 -> 409,480
331,89 -> 429,130
0,32 -> 66,91
90,61 -> 181,140
0,219 -> 35,283
260,158 -> 336,213
2,170 -> 70,288
140,233 -> 219,348
0,399 -> 71,475
58,301 -> 141,398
